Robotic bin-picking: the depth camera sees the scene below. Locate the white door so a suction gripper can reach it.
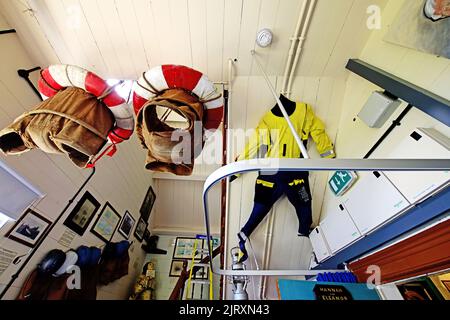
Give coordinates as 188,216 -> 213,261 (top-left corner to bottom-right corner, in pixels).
383,128 -> 450,204
320,203 -> 361,254
342,171 -> 410,235
309,226 -> 332,262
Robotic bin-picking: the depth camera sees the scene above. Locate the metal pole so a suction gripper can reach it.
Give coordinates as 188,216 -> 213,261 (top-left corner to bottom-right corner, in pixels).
250,50 -> 310,159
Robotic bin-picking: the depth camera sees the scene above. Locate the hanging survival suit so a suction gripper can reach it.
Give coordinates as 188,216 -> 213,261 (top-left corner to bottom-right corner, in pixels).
0,87 -> 114,168
135,88 -> 205,176
237,102 -> 335,161
133,64 -> 223,176
0,65 -> 134,168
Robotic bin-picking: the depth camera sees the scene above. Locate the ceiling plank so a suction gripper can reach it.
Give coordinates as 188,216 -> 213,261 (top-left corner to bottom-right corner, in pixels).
296,0 -> 354,77
221,0 -> 243,77
40,0 -> 87,66
205,0 -> 225,81
250,0 -> 280,76
79,0 -> 124,77
133,0 -> 163,68
188,0 -> 208,73
95,0 -> 139,78
113,0 -> 150,74
264,0 -> 303,76
235,0 -> 262,76
168,0 -> 193,67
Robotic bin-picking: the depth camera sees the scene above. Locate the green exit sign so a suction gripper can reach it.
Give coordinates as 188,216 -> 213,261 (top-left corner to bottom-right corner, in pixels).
329,171 -> 358,196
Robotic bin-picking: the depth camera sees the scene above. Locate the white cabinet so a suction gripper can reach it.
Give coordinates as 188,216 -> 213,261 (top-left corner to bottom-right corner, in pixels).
342,171 -> 410,235
309,226 -> 331,263
383,128 -> 450,204
320,202 -> 361,254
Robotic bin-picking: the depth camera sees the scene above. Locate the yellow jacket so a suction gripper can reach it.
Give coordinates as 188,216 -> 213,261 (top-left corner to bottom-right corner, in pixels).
238,102 -> 335,160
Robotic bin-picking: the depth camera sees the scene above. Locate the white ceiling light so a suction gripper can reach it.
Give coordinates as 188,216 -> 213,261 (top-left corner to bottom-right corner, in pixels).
256,28 -> 273,48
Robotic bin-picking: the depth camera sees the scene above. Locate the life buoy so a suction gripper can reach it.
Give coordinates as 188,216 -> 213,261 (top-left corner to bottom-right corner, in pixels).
132,65 -> 223,130
38,65 -> 134,145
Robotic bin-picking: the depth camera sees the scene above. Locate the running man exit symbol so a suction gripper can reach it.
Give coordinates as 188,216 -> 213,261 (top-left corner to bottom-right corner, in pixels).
329,171 -> 358,196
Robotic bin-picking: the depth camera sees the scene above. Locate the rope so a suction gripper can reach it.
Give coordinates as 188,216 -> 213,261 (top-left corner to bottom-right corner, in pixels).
142,72 -> 161,95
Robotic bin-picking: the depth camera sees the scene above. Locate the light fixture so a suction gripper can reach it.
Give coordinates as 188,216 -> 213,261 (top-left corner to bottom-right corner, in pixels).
256,28 -> 273,48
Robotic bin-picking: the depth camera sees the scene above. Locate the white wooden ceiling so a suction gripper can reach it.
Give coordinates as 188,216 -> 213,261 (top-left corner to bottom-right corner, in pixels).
1,0 -> 387,81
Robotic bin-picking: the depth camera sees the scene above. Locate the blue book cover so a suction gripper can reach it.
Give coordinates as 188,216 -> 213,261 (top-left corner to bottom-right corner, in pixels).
277,279 -> 380,300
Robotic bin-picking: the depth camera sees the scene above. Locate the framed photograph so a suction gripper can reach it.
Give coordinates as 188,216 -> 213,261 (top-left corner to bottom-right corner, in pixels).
397,279 -> 443,300
144,229 -> 151,241
442,280 -> 450,293
6,209 -> 52,248
139,186 -> 156,222
169,259 -> 187,277
134,217 -> 148,242
118,211 -> 135,239
90,202 -> 121,243
194,266 -> 209,280
63,191 -> 100,236
173,237 -> 201,260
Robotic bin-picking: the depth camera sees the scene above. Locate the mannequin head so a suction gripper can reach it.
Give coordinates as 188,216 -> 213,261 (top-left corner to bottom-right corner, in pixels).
271,94 -> 296,117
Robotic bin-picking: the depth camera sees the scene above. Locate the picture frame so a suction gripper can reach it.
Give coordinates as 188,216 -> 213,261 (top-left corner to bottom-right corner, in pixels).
63,191 -> 100,236
118,211 -> 136,239
139,186 -> 156,222
169,259 -> 187,277
397,279 -> 443,300
193,266 -> 209,280
173,237 -> 201,260
442,280 -> 450,293
144,229 -> 151,241
90,202 -> 121,243
6,209 -> 52,248
134,217 -> 148,242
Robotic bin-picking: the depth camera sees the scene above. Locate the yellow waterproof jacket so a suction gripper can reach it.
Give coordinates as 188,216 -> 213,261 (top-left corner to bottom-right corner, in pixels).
238,102 -> 335,160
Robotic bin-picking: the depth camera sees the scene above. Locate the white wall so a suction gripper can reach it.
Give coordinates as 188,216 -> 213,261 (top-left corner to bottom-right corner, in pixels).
0,18 -> 153,300
335,0 -> 450,160
321,0 -> 450,245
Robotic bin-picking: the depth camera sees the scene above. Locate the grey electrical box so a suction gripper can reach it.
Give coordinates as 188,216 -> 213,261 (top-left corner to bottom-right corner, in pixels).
358,91 -> 401,128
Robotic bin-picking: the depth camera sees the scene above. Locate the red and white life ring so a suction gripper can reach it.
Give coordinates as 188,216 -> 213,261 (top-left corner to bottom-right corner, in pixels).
38,65 -> 134,145
132,65 -> 223,130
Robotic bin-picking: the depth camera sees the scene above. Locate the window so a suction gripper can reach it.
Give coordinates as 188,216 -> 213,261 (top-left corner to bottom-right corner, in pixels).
0,160 -> 44,222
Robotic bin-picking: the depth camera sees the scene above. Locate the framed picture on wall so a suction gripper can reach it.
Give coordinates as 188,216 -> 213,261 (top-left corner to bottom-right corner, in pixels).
118,211 -> 135,239
90,202 -> 121,243
139,186 -> 156,222
173,237 -> 201,260
134,217 -> 148,242
169,259 -> 187,277
6,209 -> 52,248
63,191 -> 100,236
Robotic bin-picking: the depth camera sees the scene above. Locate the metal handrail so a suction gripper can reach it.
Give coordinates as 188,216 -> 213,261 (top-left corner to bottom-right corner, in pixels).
203,158 -> 450,277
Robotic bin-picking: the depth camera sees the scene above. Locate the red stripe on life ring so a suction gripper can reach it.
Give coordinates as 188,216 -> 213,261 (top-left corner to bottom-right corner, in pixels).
133,92 -> 147,115
41,68 -> 64,91
204,107 -> 224,130
108,128 -> 133,143
103,91 -> 125,107
85,72 -> 108,97
162,65 -> 202,92
85,72 -> 125,106
37,78 -> 58,98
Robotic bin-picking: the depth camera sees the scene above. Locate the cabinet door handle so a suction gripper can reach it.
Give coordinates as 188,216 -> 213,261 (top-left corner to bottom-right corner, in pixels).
373,171 -> 381,178
410,131 -> 422,141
